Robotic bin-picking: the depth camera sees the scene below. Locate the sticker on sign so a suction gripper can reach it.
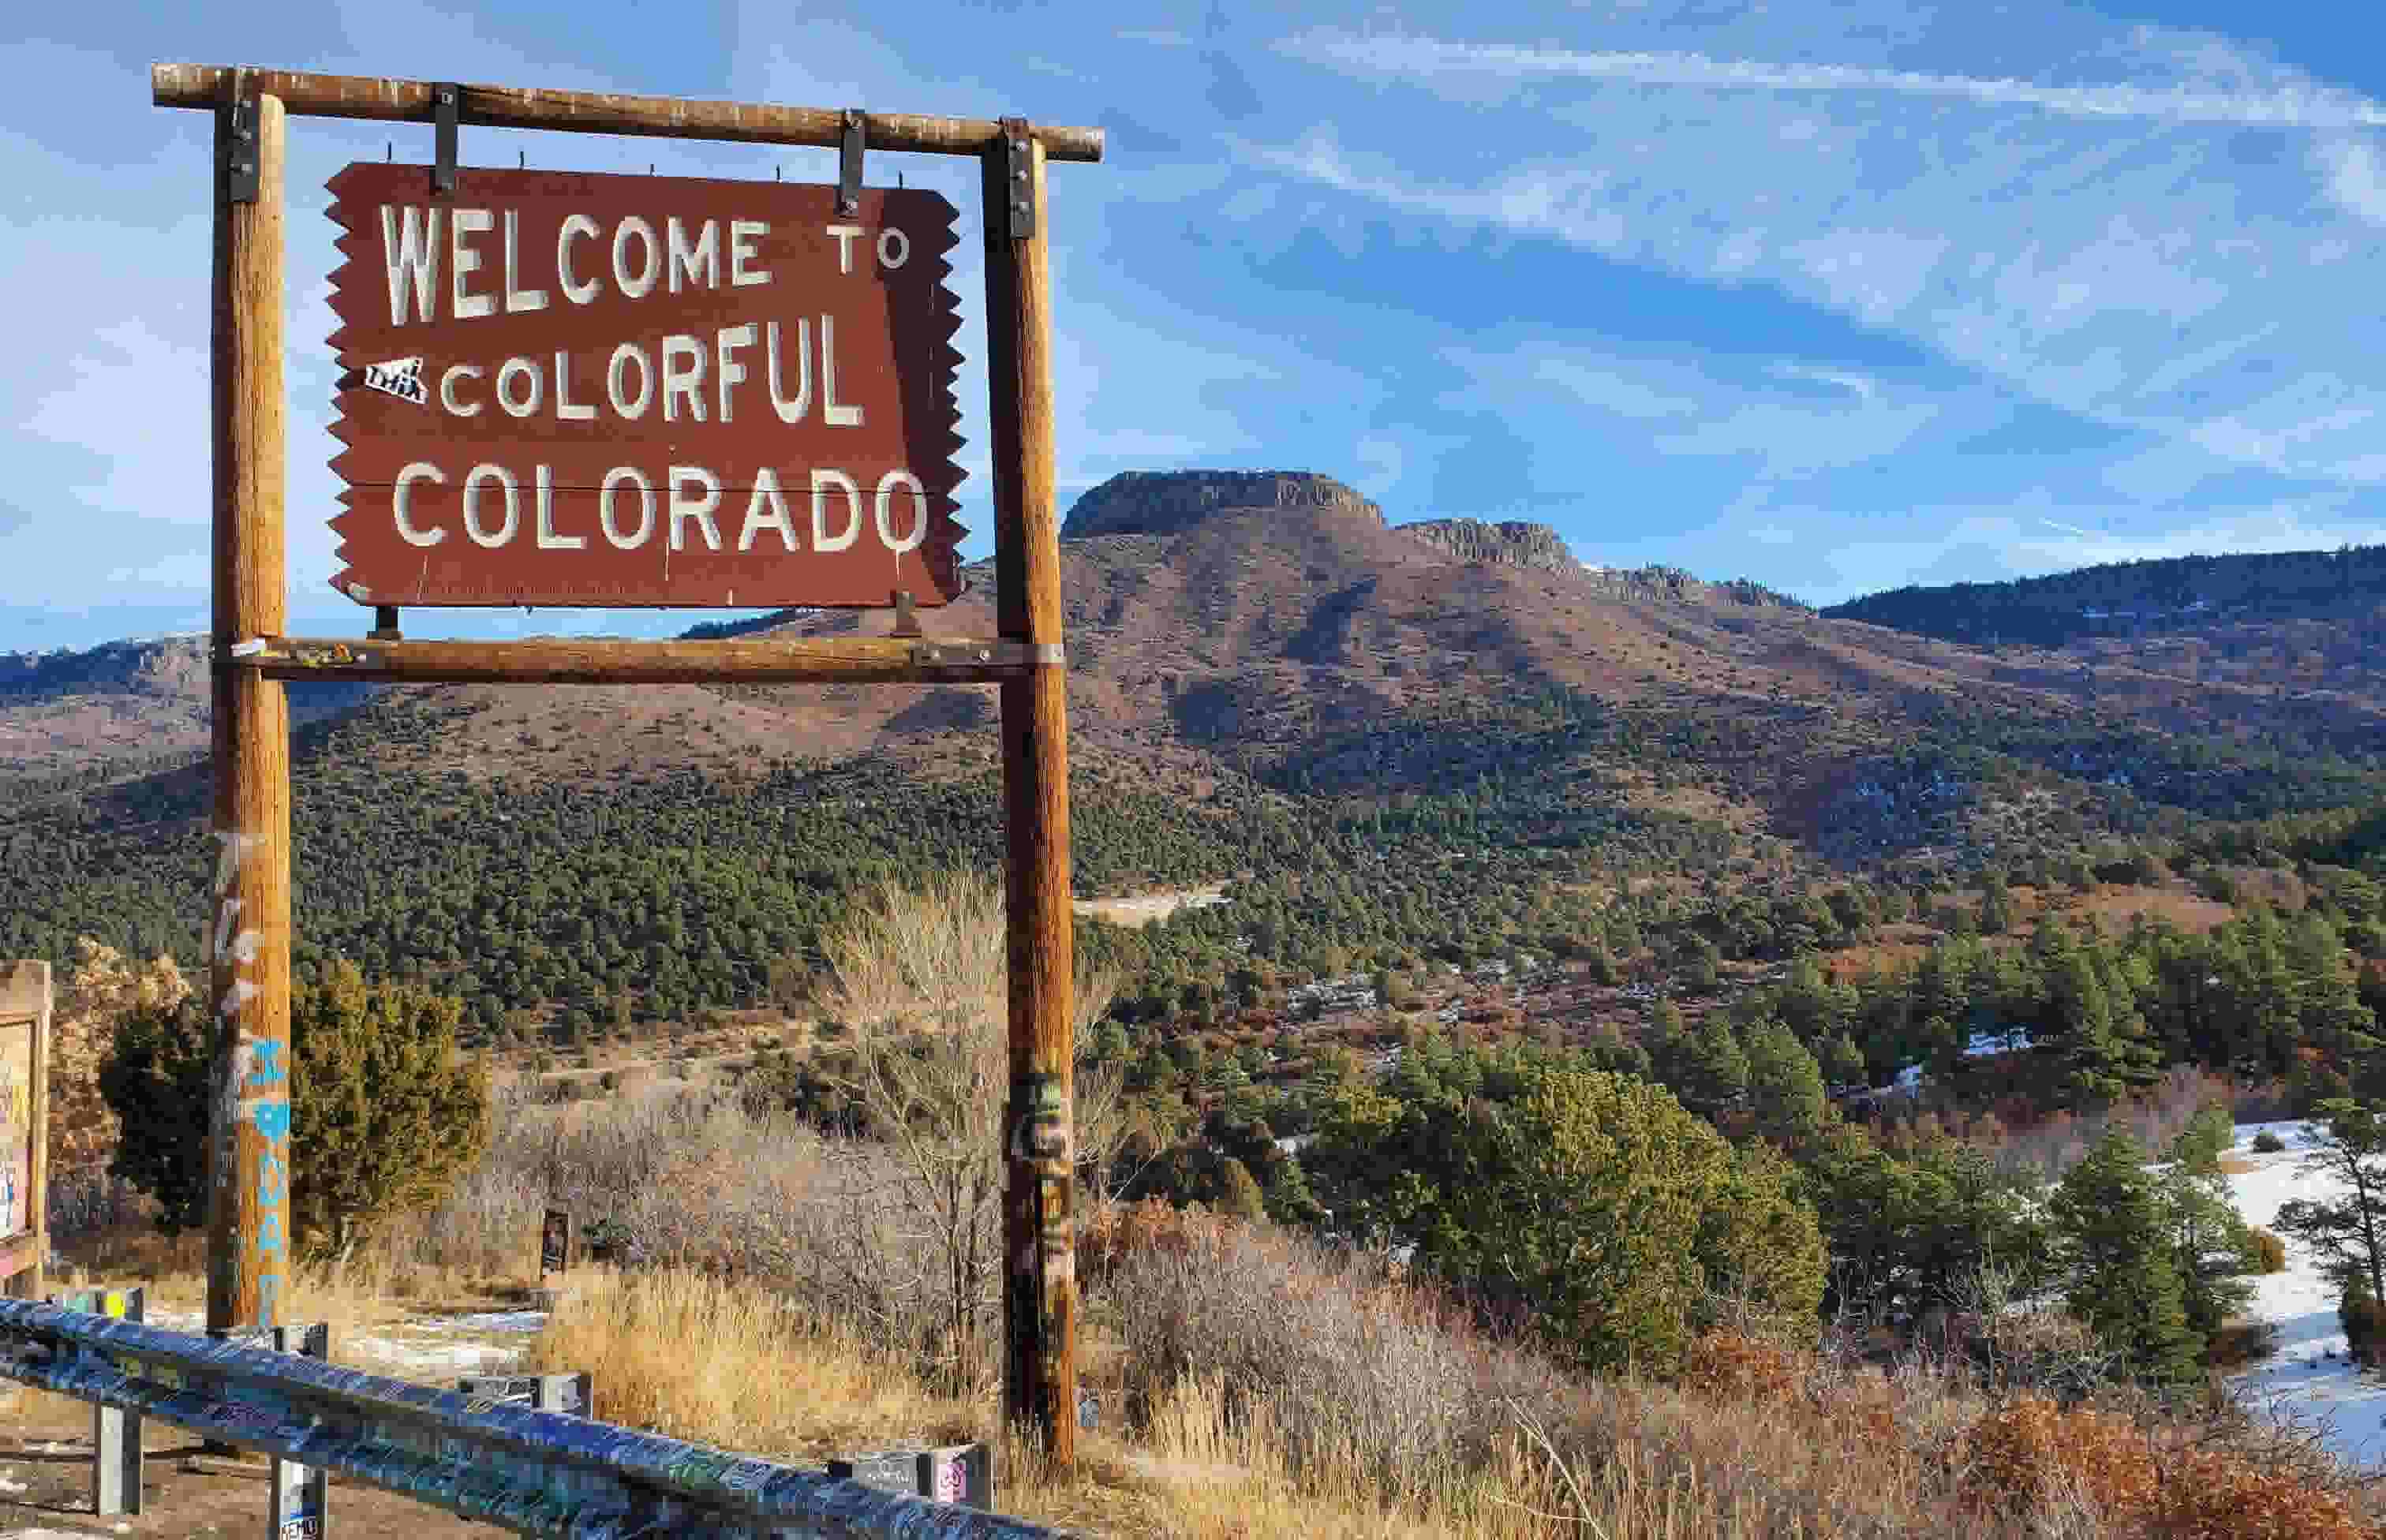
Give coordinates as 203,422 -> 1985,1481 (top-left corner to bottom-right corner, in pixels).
362,356 -> 427,405
324,164 -> 967,611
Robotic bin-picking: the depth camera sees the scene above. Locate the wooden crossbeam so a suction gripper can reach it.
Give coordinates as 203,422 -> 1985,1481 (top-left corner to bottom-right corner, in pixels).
152,65 -> 1105,161
234,635 -> 1040,685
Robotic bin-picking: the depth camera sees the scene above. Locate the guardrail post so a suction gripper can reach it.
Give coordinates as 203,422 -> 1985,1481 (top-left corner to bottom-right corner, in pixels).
268,1320 -> 329,1538
828,1441 -> 993,1510
51,1286 -> 144,1516
457,1370 -> 593,1415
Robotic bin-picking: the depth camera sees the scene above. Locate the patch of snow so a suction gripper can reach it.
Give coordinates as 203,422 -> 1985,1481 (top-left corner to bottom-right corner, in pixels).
1964,1027 -> 2032,1057
437,1310 -> 548,1333
110,1303 -> 543,1379
2223,1120 -> 2386,1469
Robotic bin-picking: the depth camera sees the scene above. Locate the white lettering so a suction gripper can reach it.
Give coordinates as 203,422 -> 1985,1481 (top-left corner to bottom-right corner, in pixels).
463,463 -> 519,548
451,208 -> 495,320
535,465 -> 584,550
496,356 -> 542,418
607,343 -> 653,421
439,364 -> 484,417
612,216 -> 659,299
821,314 -> 862,428
554,351 -> 596,422
557,214 -> 600,305
716,323 -> 754,423
394,462 -> 447,546
600,467 -> 655,549
668,217 -> 720,293
875,469 -> 929,554
738,467 -> 797,551
765,320 -> 812,424
730,220 -> 769,286
503,211 -> 550,313
660,335 -> 706,423
810,469 -> 861,551
877,227 -> 910,270
826,223 -> 863,275
668,465 -> 724,551
379,206 -> 442,326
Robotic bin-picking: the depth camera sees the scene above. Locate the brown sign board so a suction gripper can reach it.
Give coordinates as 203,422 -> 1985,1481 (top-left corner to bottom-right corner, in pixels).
540,1207 -> 570,1278
327,165 -> 965,609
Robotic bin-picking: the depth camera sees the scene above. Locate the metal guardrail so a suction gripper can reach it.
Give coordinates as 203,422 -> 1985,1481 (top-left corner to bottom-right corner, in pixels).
0,1299 -> 1066,1538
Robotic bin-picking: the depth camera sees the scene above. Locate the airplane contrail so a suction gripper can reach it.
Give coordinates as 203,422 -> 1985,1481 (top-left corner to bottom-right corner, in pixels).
1279,29 -> 2386,131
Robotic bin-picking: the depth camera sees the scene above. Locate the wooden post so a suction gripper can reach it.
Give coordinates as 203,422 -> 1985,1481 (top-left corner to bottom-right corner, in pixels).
983,124 -> 1076,1466
205,84 -> 294,1339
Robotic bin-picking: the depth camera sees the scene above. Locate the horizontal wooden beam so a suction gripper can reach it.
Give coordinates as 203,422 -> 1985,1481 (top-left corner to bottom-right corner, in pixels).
152,65 -> 1104,162
235,634 -> 1042,685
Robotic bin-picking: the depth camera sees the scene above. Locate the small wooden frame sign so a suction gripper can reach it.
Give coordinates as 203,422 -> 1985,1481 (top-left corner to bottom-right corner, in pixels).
540,1206 -> 571,1282
0,962 -> 50,1299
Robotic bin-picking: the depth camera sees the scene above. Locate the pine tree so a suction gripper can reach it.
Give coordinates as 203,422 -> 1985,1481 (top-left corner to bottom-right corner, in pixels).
100,959 -> 489,1256
1742,1016 -> 1830,1146
1821,1033 -> 1869,1088
2161,1105 -> 2258,1344
2049,1132 -> 2202,1381
1654,1008 -> 1749,1118
2276,1098 -> 2386,1306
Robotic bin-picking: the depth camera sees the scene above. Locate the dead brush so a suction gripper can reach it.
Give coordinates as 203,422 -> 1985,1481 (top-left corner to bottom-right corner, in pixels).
1959,1393 -> 2379,1540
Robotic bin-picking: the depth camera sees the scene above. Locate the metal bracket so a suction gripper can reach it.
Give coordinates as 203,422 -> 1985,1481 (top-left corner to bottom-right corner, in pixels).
837,109 -> 866,217
224,97 -> 260,204
432,83 -> 460,196
1002,117 -> 1034,239
890,589 -> 921,637
368,606 -> 402,641
910,641 -> 997,668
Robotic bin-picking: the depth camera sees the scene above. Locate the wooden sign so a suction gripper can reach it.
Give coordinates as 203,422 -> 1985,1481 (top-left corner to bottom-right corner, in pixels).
0,962 -> 47,1299
540,1206 -> 570,1278
326,165 -> 966,609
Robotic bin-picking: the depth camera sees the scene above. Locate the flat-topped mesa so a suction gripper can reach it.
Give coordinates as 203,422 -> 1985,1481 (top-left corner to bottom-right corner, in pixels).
1060,470 -> 1385,540
1589,564 -> 1809,611
1399,518 -> 1578,573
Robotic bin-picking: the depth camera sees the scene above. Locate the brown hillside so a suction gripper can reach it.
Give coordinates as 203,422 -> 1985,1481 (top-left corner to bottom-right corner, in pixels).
11,470 -> 2386,856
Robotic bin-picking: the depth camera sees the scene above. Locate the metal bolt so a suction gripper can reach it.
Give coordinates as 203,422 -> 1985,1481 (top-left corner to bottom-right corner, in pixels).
1014,168 -> 1027,181
1012,139 -> 1027,152
1012,200 -> 1027,213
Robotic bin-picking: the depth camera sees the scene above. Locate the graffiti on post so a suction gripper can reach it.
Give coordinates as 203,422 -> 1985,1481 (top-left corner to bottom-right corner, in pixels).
208,829 -> 286,1325
1005,1071 -> 1075,1419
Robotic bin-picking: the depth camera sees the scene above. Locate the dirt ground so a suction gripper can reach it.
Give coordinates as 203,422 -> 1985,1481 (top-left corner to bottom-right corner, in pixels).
0,1391 -> 505,1539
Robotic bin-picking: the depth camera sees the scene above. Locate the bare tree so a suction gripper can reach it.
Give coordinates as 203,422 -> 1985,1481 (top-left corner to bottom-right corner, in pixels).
813,870 -> 1122,1392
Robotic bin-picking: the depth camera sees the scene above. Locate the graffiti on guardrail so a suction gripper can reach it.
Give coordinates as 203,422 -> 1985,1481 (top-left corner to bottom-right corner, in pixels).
0,1301 -> 1066,1537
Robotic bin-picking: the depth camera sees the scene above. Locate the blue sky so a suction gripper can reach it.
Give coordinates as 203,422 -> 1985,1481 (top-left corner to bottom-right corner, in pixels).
10,0 -> 2386,649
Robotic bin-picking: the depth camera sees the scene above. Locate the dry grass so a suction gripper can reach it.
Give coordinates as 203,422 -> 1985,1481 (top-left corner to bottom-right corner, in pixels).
519,1269 -> 980,1461
47,1059 -> 2385,1539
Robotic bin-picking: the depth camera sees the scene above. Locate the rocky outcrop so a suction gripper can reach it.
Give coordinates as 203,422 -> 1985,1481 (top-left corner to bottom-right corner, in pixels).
1589,566 -> 1808,611
1399,518 -> 1579,572
1061,471 -> 1384,540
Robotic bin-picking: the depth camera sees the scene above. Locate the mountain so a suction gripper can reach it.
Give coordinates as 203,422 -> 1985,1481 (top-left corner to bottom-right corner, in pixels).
0,635 -> 372,780
17,467 -> 2386,1038
9,472 -> 2386,827
1823,545 -> 2386,649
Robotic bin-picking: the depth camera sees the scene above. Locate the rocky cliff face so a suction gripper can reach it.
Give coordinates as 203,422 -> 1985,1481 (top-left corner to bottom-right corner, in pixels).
1588,566 -> 1808,611
1061,471 -> 1385,540
1399,518 -> 1580,572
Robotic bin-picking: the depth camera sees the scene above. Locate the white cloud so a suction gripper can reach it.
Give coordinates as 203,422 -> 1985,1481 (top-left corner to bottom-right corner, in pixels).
1258,24 -> 2386,498
1277,28 -> 2386,129
1454,341 -> 1940,482
2316,137 -> 2386,226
